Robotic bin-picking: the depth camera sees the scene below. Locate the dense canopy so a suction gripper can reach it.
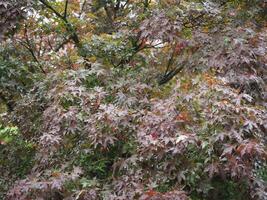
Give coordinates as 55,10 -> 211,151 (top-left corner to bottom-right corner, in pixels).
0,0 -> 266,199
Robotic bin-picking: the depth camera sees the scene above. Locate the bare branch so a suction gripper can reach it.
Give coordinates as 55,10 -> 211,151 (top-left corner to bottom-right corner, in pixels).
64,0 -> 69,19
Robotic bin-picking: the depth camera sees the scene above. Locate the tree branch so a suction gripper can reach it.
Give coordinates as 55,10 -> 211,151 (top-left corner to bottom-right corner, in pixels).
78,0 -> 87,18
39,0 -> 65,22
38,0 -> 92,69
54,37 -> 71,52
22,27 -> 46,74
158,64 -> 185,85
64,0 -> 69,19
39,0 -> 80,47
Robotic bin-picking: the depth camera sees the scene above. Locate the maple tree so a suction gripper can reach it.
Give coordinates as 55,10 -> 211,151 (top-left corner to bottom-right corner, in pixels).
0,0 -> 266,199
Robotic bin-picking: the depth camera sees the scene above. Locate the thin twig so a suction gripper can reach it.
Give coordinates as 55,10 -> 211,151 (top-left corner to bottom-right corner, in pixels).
23,27 -> 46,74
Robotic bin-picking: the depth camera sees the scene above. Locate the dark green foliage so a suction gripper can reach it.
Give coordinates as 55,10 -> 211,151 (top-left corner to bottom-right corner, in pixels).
0,125 -> 35,198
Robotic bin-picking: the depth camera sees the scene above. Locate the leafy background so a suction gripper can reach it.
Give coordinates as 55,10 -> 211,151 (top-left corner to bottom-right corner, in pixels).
0,0 -> 266,199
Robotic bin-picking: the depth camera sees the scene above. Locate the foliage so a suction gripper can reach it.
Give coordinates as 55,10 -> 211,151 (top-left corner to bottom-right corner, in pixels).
0,0 -> 27,40
0,124 -> 35,199
0,0 -> 266,199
